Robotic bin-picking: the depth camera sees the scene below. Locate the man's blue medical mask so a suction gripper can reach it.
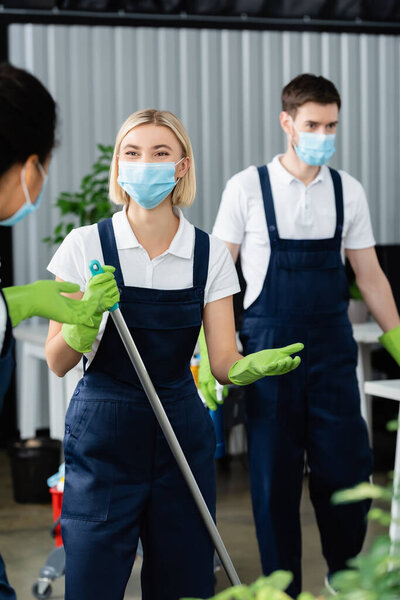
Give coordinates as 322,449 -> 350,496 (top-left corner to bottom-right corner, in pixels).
290,118 -> 336,166
0,162 -> 47,227
117,158 -> 185,210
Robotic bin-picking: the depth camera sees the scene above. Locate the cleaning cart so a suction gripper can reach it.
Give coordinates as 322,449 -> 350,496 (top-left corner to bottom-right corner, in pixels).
31,470 -> 65,599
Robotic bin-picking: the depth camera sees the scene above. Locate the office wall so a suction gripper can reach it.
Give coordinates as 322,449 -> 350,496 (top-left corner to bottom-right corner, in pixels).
8,23 -> 400,285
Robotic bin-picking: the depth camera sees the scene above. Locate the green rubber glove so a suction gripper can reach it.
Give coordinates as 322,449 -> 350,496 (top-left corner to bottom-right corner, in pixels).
229,343 -> 304,386
379,325 -> 400,366
3,278 -> 115,328
198,326 -> 228,411
62,266 -> 119,353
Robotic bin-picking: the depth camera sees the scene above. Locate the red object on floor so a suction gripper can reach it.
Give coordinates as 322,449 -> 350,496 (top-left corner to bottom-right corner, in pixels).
49,486 -> 63,547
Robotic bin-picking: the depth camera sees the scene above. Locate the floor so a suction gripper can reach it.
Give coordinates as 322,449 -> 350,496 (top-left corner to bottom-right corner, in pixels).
0,450 -> 384,600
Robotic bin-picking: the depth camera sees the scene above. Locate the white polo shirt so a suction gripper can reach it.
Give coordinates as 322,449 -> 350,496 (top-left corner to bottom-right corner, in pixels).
48,206 -> 240,366
212,155 -> 375,309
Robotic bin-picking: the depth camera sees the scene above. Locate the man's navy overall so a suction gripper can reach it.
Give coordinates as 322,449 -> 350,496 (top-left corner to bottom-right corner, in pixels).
240,166 -> 373,597
0,289 -> 17,600
61,220 -> 216,600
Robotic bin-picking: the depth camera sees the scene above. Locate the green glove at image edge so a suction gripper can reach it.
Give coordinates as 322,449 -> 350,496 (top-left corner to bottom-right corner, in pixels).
62,265 -> 119,354
228,343 -> 304,386
379,325 -> 400,367
4,280 -> 86,327
198,326 -> 228,411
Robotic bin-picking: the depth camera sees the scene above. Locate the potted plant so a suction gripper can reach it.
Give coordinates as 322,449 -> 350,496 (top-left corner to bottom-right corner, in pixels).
43,144 -> 116,246
184,421 -> 400,599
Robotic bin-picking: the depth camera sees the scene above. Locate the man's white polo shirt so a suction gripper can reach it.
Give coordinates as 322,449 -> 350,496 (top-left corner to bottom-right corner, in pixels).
212,155 -> 375,309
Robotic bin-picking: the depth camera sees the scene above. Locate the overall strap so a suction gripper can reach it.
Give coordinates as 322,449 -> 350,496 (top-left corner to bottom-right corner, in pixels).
97,218 -> 124,287
193,228 -> 210,288
329,168 -> 344,239
257,166 -> 279,244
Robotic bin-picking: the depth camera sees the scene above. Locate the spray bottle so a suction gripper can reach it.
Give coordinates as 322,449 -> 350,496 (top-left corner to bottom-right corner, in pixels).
209,382 -> 226,459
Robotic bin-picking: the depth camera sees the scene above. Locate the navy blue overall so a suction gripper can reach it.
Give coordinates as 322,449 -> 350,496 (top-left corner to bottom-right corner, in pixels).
61,219 -> 216,600
0,554 -> 15,600
0,289 -> 16,600
240,166 -> 373,598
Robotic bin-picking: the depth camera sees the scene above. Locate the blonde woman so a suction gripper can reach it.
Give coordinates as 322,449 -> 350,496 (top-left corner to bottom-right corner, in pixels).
45,109 -> 302,600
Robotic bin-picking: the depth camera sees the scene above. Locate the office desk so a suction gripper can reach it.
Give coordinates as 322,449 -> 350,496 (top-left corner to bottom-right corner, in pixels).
14,324 -> 82,441
364,379 -> 400,545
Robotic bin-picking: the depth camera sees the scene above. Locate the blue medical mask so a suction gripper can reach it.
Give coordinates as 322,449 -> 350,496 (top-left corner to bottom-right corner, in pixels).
291,119 -> 336,166
117,158 -> 185,210
0,162 -> 47,227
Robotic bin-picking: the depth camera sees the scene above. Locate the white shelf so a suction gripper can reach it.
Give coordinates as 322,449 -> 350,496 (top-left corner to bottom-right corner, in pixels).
352,321 -> 382,344
364,379 -> 400,402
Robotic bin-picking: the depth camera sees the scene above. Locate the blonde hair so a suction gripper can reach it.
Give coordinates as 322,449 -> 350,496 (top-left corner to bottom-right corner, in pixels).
109,109 -> 196,207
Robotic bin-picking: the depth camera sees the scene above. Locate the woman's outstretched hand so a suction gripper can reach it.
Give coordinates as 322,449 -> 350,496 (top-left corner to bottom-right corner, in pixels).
228,343 -> 304,386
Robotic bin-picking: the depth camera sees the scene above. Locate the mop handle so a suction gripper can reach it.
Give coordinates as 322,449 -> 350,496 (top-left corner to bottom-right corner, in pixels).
89,260 -> 119,312
216,381 -> 224,403
88,260 -> 241,587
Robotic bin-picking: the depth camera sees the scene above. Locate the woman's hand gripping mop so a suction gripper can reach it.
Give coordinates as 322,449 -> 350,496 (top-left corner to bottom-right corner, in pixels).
89,260 -> 241,587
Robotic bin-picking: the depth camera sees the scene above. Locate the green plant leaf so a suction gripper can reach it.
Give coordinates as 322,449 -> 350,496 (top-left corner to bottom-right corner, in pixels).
330,569 -> 361,591
332,483 -> 392,504
57,199 -> 81,215
251,572 -> 292,592
386,420 -> 399,432
349,280 -> 363,300
93,163 -> 111,174
43,143 -> 114,245
368,534 -> 392,558
368,508 -> 392,527
210,586 -> 251,599
336,591 -> 377,599
97,143 -> 113,153
89,177 -> 109,187
57,192 -> 74,200
81,174 -> 93,187
256,588 -> 291,600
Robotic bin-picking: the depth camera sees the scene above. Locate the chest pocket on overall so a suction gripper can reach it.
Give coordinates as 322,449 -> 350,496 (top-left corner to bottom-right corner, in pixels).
96,285 -> 203,387
276,249 -> 348,316
129,295 -> 202,384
